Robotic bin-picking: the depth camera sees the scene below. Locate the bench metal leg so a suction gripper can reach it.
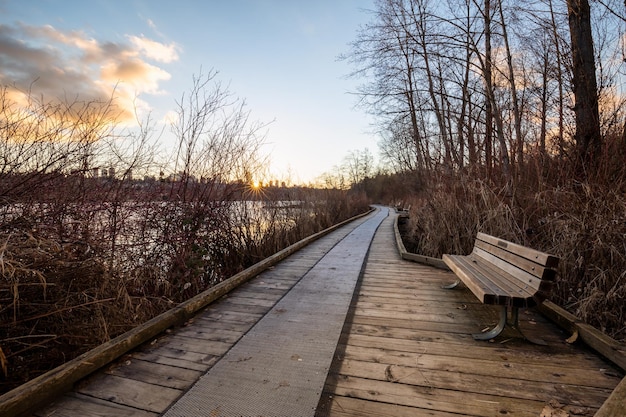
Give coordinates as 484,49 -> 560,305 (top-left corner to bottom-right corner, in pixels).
442,280 -> 460,289
510,307 -> 548,345
473,305 -> 507,341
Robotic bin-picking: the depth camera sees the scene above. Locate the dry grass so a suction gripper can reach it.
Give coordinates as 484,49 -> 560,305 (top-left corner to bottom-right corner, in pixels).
0,188 -> 368,394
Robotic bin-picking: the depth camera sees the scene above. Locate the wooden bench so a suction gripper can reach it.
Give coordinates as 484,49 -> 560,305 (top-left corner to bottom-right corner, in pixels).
442,232 -> 559,343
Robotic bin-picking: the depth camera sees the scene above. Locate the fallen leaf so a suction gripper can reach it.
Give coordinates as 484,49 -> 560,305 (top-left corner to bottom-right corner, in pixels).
540,401 -> 570,417
0,346 -> 7,378
566,329 -> 579,344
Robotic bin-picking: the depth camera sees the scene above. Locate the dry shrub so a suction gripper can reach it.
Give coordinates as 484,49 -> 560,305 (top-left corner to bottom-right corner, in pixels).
0,230 -> 111,391
401,172 -> 626,342
402,178 -> 522,257
529,183 -> 626,338
0,188 -> 368,394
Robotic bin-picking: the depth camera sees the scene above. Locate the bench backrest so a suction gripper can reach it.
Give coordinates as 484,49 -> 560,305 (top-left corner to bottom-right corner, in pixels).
472,232 -> 559,296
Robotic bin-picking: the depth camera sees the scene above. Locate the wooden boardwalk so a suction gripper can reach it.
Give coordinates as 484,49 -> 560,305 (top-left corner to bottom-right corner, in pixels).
21,208 -> 626,416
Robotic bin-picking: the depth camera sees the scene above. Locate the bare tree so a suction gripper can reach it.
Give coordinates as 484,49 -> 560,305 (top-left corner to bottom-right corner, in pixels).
567,0 -> 601,173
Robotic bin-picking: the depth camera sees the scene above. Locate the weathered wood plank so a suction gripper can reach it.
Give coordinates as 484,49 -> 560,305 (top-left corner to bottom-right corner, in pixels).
325,374 -> 547,417
76,374 -> 181,413
318,395 -> 460,417
594,376 -> 626,417
538,300 -> 626,372
226,287 -> 286,299
353,306 -> 479,325
129,351 -> 213,372
350,314 -> 480,335
474,239 -> 555,280
156,335 -> 231,356
477,232 -> 559,268
203,301 -> 270,315
197,309 -> 263,323
340,358 -> 612,406
342,344 -> 621,389
172,327 -> 244,343
181,317 -> 253,333
355,300 -> 483,318
217,295 -> 277,308
35,392 -> 158,417
138,346 -> 219,366
345,333 -> 606,368
106,358 -> 203,390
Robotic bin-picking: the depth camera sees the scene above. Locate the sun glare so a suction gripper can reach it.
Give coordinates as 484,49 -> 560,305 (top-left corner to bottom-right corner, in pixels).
252,180 -> 261,189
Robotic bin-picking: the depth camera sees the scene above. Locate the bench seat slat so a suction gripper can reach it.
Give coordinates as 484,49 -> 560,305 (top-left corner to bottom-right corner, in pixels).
469,255 -> 538,298
443,254 -> 553,308
472,246 -> 546,291
469,253 -> 552,306
474,240 -> 556,281
443,254 -> 525,306
477,232 -> 559,269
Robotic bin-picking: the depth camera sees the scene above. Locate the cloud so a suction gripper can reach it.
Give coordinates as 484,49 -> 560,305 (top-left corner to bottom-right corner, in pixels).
0,22 -> 179,124
128,35 -> 179,63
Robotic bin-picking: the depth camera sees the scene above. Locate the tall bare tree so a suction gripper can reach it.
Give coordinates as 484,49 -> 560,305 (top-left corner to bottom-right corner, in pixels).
567,0 -> 601,173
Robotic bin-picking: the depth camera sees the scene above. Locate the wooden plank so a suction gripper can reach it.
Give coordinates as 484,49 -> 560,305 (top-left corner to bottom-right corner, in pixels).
157,335 -> 231,356
356,295 -> 480,310
336,358 -> 612,407
346,332 -> 611,370
342,344 -> 621,389
173,327 -> 244,343
474,239 -> 555,279
477,232 -> 559,268
206,301 -> 270,314
538,301 -> 626,372
319,395 -> 460,417
218,295 -> 277,308
354,301 -> 484,322
350,314 -> 480,335
130,351 -> 213,372
197,309 -> 263,323
353,306 -> 479,325
443,254 -> 510,304
460,254 -> 535,299
349,310 -> 568,346
325,373 -> 546,417
106,358 -> 203,390
470,251 -> 547,301
595,376 -> 626,417
356,289 -> 478,304
473,246 -> 546,290
138,346 -> 218,367
76,374 -> 182,413
35,392 -> 158,417
228,287 -> 286,299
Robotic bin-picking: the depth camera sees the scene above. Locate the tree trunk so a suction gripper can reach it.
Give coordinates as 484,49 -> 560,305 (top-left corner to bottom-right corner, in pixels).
484,0 -> 494,177
567,0 -> 601,173
498,1 -> 524,171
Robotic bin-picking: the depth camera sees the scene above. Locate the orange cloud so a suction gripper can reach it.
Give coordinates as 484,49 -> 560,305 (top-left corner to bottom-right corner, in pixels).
0,22 -> 179,125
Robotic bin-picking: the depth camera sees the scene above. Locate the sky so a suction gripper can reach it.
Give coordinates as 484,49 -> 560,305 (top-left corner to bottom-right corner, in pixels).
0,0 -> 377,185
